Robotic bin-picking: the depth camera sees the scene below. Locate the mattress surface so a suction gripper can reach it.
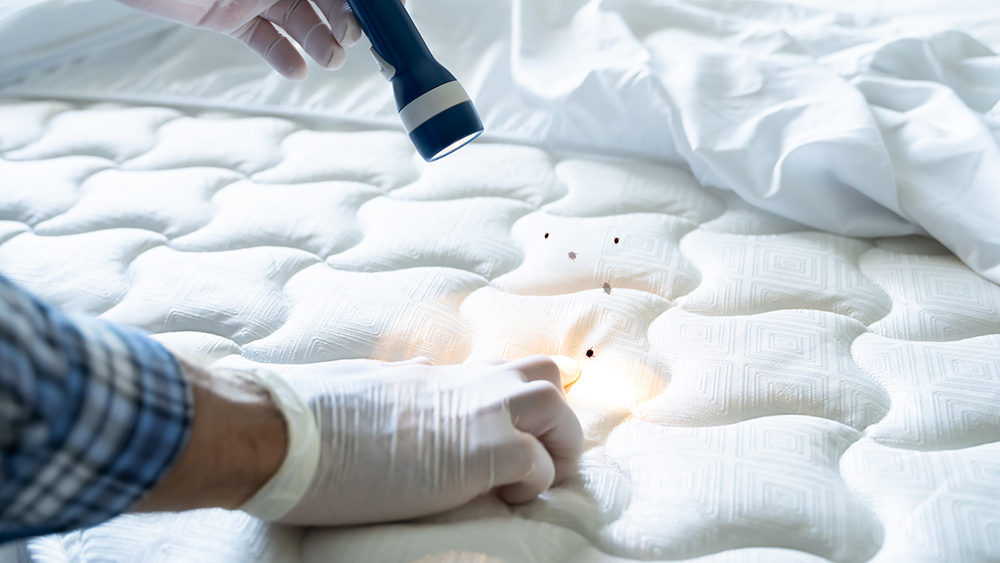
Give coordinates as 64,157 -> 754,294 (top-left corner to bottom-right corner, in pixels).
1,99 -> 1000,563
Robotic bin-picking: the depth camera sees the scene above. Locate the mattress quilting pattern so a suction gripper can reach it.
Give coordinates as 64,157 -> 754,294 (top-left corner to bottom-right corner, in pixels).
1,99 -> 999,563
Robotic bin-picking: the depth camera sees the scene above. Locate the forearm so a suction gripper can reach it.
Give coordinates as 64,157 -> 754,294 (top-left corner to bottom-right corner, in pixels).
131,355 -> 288,513
1,274 -> 197,542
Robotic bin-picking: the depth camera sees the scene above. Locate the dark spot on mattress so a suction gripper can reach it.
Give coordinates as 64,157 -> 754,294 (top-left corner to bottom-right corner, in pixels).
568,251 -> 577,261
586,348 -> 594,358
603,282 -> 612,295
544,233 -> 549,239
614,237 -> 619,244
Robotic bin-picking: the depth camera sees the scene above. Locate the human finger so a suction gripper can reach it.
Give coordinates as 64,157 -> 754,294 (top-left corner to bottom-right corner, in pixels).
550,355 -> 582,390
506,380 -> 584,484
311,0 -> 362,46
503,355 -> 564,394
496,434 -> 556,504
262,0 -> 346,70
234,17 -> 308,80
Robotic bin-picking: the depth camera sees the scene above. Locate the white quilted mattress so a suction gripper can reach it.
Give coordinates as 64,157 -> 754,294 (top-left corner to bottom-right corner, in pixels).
2,95 -> 1000,563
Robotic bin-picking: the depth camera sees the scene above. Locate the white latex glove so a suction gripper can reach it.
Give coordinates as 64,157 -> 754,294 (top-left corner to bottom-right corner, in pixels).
114,0 -> 363,79
238,356 -> 584,525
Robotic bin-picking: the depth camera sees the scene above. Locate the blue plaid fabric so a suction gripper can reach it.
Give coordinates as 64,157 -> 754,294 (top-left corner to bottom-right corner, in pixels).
0,274 -> 193,542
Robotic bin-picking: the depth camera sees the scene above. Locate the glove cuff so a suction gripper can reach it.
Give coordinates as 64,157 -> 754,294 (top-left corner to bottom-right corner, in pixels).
237,368 -> 320,521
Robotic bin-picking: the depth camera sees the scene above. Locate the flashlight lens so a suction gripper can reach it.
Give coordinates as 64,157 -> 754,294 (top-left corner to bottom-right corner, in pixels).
430,131 -> 482,161
408,99 -> 484,162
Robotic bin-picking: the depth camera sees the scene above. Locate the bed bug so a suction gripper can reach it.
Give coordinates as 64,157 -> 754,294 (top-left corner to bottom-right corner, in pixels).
544,233 -> 549,239
614,237 -> 619,244
585,348 -> 594,358
602,282 -> 612,295
568,251 -> 577,261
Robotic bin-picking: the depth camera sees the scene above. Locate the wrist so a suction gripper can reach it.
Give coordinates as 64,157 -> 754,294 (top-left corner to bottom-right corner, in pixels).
236,369 -> 322,522
131,356 -> 288,512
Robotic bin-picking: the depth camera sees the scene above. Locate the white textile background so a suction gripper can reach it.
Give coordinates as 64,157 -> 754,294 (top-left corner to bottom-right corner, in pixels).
0,0 -> 999,283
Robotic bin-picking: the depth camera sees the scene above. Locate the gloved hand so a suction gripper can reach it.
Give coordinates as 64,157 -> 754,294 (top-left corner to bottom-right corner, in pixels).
238,355 -> 584,525
113,0 -> 362,79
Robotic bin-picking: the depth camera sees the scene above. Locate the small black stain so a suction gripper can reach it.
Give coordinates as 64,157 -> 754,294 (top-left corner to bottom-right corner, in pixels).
586,348 -> 595,358
614,237 -> 619,244
603,282 -> 612,295
568,251 -> 577,261
544,233 -> 549,239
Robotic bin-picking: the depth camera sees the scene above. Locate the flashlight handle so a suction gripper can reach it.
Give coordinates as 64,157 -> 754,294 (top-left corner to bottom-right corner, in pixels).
345,0 -> 482,161
345,0 -> 456,109
346,0 -> 434,71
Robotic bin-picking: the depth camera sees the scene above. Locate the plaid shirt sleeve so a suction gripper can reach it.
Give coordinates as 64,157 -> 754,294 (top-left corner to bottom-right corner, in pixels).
0,274 -> 193,543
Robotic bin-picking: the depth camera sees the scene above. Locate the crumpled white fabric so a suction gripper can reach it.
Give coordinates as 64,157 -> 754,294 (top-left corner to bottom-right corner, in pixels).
0,0 -> 173,83
505,0 -> 1000,281
848,32 -> 1000,284
1,0 -> 999,283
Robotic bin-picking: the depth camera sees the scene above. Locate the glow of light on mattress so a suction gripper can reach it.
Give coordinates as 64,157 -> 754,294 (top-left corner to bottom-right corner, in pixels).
565,354 -> 663,408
